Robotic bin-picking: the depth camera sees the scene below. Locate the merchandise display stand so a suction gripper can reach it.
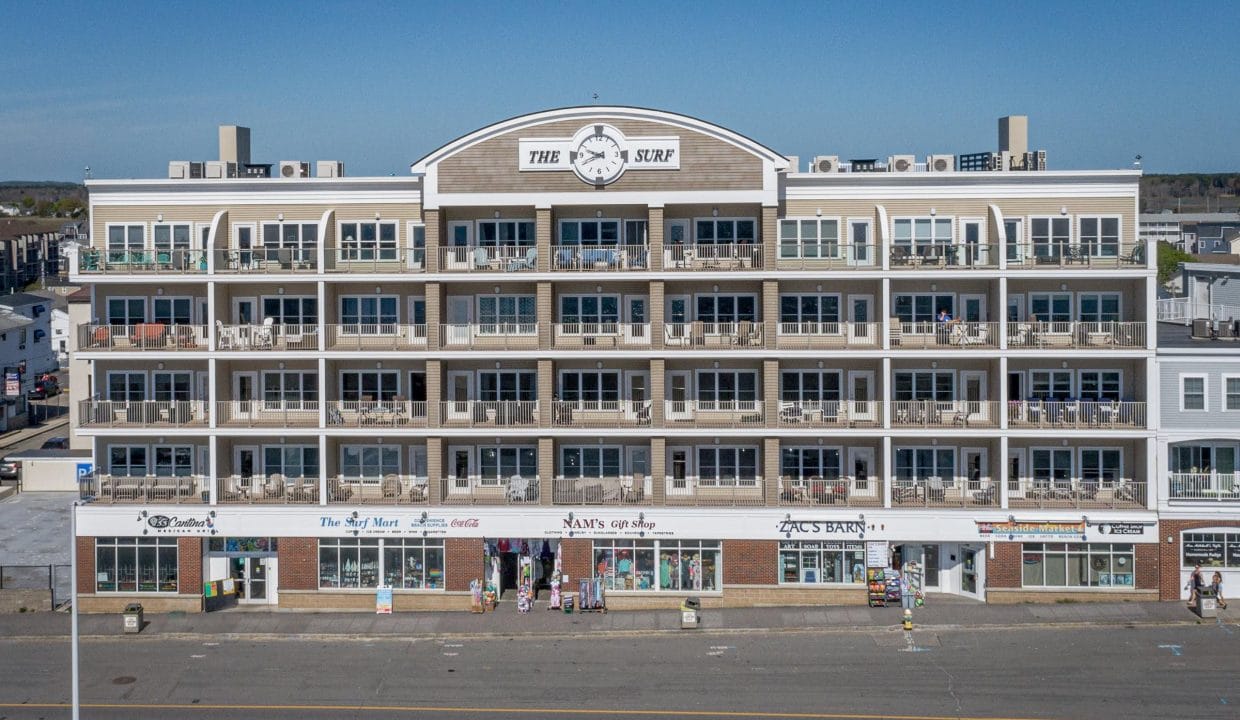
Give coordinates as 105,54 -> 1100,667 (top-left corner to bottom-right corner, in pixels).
904,561 -> 925,607
517,556 -> 533,613
547,548 -> 563,610
577,578 -> 607,613
867,568 -> 888,607
470,578 -> 484,613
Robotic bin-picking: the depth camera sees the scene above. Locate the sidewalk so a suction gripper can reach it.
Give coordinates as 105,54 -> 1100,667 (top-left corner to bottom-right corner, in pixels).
0,599 -> 1227,640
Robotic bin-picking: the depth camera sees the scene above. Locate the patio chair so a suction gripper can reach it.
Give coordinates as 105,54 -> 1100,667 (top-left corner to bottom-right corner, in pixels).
328,477 -> 354,502
506,475 -> 530,502
381,474 -> 402,500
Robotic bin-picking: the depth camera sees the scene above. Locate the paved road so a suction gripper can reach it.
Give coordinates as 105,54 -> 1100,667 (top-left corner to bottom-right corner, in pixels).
0,624 -> 1235,719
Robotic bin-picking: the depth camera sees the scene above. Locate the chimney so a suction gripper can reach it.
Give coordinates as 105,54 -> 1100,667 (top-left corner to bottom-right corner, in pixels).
998,116 -> 1028,158
219,125 -> 251,166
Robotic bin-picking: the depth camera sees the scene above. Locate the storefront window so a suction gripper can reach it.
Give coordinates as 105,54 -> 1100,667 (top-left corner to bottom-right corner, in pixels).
208,538 -> 278,553
593,540 -> 657,590
592,540 -> 720,592
318,538 -> 380,589
1182,532 -> 1240,567
779,541 -> 865,584
382,539 -> 445,589
1021,543 -> 1134,588
95,537 -> 178,593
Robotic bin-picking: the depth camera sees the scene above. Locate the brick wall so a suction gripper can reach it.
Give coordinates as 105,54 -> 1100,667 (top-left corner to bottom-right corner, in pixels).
278,537 -> 318,591
987,542 -> 1023,588
1136,544 -> 1160,591
1157,519 -> 1240,600
723,540 -> 778,585
177,537 -> 202,595
560,538 -> 592,585
445,538 -> 481,592
75,536 -> 94,594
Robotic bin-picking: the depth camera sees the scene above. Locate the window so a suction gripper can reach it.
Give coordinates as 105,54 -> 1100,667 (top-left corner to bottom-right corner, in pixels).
1078,293 -> 1120,323
153,446 -> 194,477
560,295 -> 620,325
780,295 -> 840,325
1182,375 -> 1207,411
108,445 -> 148,476
1225,376 -> 1240,411
341,445 -> 400,481
318,538 -> 380,589
623,220 -> 647,245
479,371 -> 536,401
696,447 -> 758,486
152,297 -> 192,325
383,538 -> 445,590
696,370 -> 757,403
893,218 -> 953,253
339,221 -> 398,260
781,447 -> 841,481
152,372 -> 192,402
780,371 -> 841,402
1030,293 -> 1071,323
560,219 -> 620,246
1031,217 -> 1071,257
1032,449 -> 1073,490
263,445 -> 319,480
341,371 -> 399,401
893,294 -> 954,323
479,446 -> 537,484
779,218 -> 840,258
106,224 -> 145,257
1078,217 -> 1120,257
152,223 -> 192,251
261,221 -> 318,261
695,295 -> 757,323
107,372 -> 146,402
262,371 -> 318,406
1078,371 -> 1121,401
560,370 -> 620,403
262,297 -> 317,325
1021,543 -> 1134,588
592,539 -> 720,592
106,298 -> 145,326
408,224 -> 426,265
895,448 -> 955,485
893,371 -> 953,401
780,541 -> 865,584
340,296 -> 397,327
95,537 -> 178,593
1080,448 -> 1122,488
478,296 -> 536,327
695,218 -> 756,244
1182,532 -> 1240,568
1030,370 -> 1073,400
477,220 -> 535,246
561,447 -> 622,479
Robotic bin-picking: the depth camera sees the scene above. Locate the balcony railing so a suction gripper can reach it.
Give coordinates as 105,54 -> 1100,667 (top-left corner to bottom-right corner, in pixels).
663,478 -> 766,506
890,322 -> 999,349
325,476 -> 430,504
777,400 -> 882,428
216,475 -> 321,503
1169,473 -> 1240,502
439,401 -> 538,428
552,401 -> 652,427
323,247 -> 424,273
1006,243 -> 1146,269
78,324 -> 208,351
324,324 -> 428,351
440,477 -> 541,505
891,401 -> 999,428
215,401 -> 320,427
79,400 -> 208,428
83,474 -> 207,503
552,323 -> 651,348
775,244 -> 876,269
664,321 -> 764,348
891,478 -> 1000,507
78,248 -> 209,274
888,244 -> 999,269
1007,478 -> 1147,509
212,248 -> 318,273
664,400 -> 764,428
438,245 -> 537,273
552,245 -> 650,271
775,322 -> 879,349
326,401 -> 428,428
665,243 -> 763,271
439,323 -> 539,350
552,476 -> 653,505
1007,321 -> 1146,349
777,477 -> 883,506
1007,401 -> 1146,429
216,323 -> 319,351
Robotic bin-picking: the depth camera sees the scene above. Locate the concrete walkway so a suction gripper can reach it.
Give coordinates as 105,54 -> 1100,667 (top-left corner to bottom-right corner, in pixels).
0,598 -> 1229,640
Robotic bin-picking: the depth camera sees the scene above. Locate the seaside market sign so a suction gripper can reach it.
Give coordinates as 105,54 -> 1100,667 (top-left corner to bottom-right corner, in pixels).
518,124 -> 680,186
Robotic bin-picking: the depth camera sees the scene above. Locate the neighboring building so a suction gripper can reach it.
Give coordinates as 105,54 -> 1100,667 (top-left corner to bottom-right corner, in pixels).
30,289 -> 70,366
1139,212 -> 1240,255
68,108 -> 1160,614
0,221 -> 63,294
0,291 -> 59,377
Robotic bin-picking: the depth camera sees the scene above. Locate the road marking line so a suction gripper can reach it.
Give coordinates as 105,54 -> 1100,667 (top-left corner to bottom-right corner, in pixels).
190,654 -> 206,658
1157,643 -> 1183,656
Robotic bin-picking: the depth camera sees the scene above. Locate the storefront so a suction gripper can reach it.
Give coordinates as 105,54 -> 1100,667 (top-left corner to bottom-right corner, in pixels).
205,537 -> 279,605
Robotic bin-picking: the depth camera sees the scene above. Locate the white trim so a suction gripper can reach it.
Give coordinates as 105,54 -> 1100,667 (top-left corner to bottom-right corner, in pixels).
1180,373 -> 1208,412
1222,374 -> 1240,413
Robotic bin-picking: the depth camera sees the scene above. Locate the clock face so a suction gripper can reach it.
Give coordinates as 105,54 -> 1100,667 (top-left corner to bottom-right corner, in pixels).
571,127 -> 626,185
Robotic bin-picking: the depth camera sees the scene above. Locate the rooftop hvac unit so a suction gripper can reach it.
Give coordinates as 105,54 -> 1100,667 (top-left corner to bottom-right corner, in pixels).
927,154 -> 954,172
316,161 -> 344,178
168,161 -> 190,179
279,161 -> 310,179
204,161 -> 238,179
887,155 -> 915,172
1025,150 -> 1047,171
811,155 -> 840,173
187,162 -> 205,179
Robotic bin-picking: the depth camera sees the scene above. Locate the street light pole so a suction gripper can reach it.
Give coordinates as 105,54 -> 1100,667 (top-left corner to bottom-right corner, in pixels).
70,501 -> 80,720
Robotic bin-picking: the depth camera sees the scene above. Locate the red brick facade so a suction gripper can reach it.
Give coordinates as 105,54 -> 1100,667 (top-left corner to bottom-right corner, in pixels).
723,540 -> 778,585
559,538 -> 593,585
1157,519 -> 1240,600
177,537 -> 202,595
75,536 -> 94,595
277,537 -> 318,591
445,538 -> 481,591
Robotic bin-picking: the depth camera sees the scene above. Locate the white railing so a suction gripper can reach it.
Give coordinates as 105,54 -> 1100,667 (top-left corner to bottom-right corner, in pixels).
553,323 -> 651,348
438,401 -> 539,427
1007,478 -> 1147,508
552,476 -> 653,505
663,321 -> 764,348
775,244 -> 876,269
438,245 -> 537,272
325,476 -> 430,504
663,478 -> 766,506
89,474 -> 207,503
663,400 -> 764,428
777,400 -> 882,427
1006,321 -> 1146,348
1169,473 -> 1240,502
664,243 -> 763,270
78,324 -> 208,351
891,401 -> 999,428
326,401 -> 428,428
212,248 -> 318,273
440,477 -> 541,505
215,322 -> 319,351
776,321 -> 879,349
777,477 -> 883,507
79,400 -> 208,427
324,247 -> 425,273
214,401 -> 321,427
1006,242 -> 1146,268
551,244 -> 650,271
324,324 -> 428,350
891,478 -> 1000,507
890,322 -> 998,349
552,401 -> 652,427
439,323 -> 539,349
1007,401 -> 1146,429
217,475 -> 321,503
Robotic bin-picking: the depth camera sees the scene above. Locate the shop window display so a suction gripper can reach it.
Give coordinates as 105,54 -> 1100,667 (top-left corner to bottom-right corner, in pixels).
592,539 -> 720,592
1021,543 -> 1134,588
208,537 -> 278,553
382,539 -> 445,589
95,537 -> 178,593
319,538 -> 381,589
779,541 -> 865,584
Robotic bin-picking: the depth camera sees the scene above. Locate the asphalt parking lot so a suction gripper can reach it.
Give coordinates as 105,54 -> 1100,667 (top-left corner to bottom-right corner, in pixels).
0,491 -> 75,603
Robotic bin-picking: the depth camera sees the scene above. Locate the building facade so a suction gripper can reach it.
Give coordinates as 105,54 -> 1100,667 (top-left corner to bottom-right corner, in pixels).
69,107 -> 1162,613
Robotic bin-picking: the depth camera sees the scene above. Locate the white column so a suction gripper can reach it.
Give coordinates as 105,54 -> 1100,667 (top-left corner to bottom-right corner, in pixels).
882,435 -> 892,509
880,278 -> 891,350
998,276 -> 1008,350
319,433 -> 329,506
317,356 -> 327,429
999,356 -> 1009,430
207,434 -> 218,505
881,357 -> 892,430
206,280 -> 217,351
999,435 -> 1009,509
1145,437 -> 1158,510
1145,275 -> 1157,351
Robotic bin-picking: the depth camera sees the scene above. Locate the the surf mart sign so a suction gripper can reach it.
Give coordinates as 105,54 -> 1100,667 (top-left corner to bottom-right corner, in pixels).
518,124 -> 680,185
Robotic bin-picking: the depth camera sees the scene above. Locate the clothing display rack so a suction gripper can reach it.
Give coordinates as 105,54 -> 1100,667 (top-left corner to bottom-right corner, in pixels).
577,577 -> 606,613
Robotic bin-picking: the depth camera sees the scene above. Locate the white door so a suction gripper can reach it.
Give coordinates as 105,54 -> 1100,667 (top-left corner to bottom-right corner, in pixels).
664,219 -> 690,266
445,372 -> 472,422
667,371 -> 691,420
232,297 -> 256,325
233,557 -> 277,605
848,219 -> 874,266
1004,218 -> 1025,265
960,294 -> 987,323
1007,448 -> 1025,496
847,447 -> 876,502
626,296 -> 648,345
960,370 -> 988,422
446,296 -> 471,346
961,219 -> 986,266
847,295 -> 874,345
668,447 -> 691,496
234,446 -> 258,493
627,446 -> 649,497
665,295 -> 690,346
444,222 -> 472,269
626,372 -> 649,422
960,545 -> 984,600
447,446 -> 473,493
407,297 -> 426,342
232,371 -> 258,421
962,448 -> 988,496
848,370 -> 875,423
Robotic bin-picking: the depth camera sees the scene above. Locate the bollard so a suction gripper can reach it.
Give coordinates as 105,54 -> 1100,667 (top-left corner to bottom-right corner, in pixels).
902,608 -> 913,631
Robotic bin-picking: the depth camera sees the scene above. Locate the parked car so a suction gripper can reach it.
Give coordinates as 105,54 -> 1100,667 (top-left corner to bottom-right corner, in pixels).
40,436 -> 69,450
0,458 -> 19,480
28,376 -> 60,399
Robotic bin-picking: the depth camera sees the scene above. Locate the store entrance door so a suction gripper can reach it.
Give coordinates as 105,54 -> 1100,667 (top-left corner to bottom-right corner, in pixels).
229,556 -> 277,604
961,545 -> 983,599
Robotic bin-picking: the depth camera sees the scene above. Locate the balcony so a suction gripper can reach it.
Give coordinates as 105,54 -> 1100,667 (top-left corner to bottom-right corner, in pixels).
1007,321 -> 1146,349
663,479 -> 766,506
78,248 -> 208,274
891,401 -> 999,429
323,247 -> 424,273
78,324 -> 208,352
775,322 -> 879,350
552,323 -> 651,349
216,475 -> 321,503
777,400 -> 882,428
551,401 -> 652,428
891,478 -> 1000,507
1168,473 -> 1240,503
1007,478 -> 1147,509
552,476 -> 653,505
82,474 -> 207,503
1007,401 -> 1146,429
216,322 -> 319,351
79,400 -> 208,428
777,477 -> 883,507
888,244 -> 999,269
439,323 -> 539,350
326,401 -> 428,428
1006,243 -> 1145,269
215,401 -> 320,427
552,245 -> 649,271
438,245 -> 537,273
665,243 -> 763,271
440,477 -> 540,505
664,400 -> 764,428
324,324 -> 428,351
775,245 -> 876,270
889,322 -> 999,349
212,248 -> 318,273
325,476 -> 429,504
438,401 -> 538,428
664,321 -> 764,348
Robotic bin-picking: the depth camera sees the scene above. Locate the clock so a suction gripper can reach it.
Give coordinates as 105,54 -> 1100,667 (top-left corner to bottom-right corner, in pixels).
570,125 -> 627,186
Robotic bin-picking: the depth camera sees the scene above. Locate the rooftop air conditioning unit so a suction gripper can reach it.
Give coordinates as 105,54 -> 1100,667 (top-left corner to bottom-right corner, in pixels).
279,161 -> 310,179
204,161 -> 238,179
168,161 -> 190,179
927,154 -> 954,172
811,155 -> 840,173
316,161 -> 344,178
887,155 -> 915,173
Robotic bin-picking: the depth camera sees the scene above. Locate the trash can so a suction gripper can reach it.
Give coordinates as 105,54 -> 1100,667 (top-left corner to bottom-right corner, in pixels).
680,596 -> 701,629
122,603 -> 144,634
1195,589 -> 1218,619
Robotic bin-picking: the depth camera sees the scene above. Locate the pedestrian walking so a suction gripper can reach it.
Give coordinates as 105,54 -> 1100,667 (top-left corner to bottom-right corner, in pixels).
1187,564 -> 1205,606
1211,571 -> 1228,610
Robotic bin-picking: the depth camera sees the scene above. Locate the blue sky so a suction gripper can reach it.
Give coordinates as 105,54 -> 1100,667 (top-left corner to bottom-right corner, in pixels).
2,1 -> 1238,180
